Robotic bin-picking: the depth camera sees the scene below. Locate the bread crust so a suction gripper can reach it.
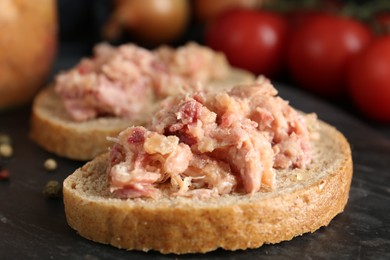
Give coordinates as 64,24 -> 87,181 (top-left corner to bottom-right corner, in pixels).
30,87 -> 133,161
63,120 -> 353,254
30,68 -> 254,160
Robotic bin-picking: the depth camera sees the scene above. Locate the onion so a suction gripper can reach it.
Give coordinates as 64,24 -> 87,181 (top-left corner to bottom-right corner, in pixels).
0,0 -> 57,110
103,0 -> 190,46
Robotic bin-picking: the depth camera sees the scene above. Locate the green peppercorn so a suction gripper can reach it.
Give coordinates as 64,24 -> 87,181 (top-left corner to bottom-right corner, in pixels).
42,180 -> 62,198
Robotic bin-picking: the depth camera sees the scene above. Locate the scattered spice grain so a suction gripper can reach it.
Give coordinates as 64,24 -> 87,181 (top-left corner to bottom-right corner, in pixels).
42,180 -> 62,198
0,144 -> 13,157
0,134 -> 11,145
0,169 -> 10,181
43,158 -> 57,171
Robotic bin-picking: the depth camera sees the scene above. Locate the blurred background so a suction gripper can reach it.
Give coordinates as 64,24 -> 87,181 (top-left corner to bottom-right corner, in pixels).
1,0 -> 390,127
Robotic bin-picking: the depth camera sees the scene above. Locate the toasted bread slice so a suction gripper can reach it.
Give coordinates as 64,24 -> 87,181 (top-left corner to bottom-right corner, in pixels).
63,120 -> 352,254
30,68 -> 254,161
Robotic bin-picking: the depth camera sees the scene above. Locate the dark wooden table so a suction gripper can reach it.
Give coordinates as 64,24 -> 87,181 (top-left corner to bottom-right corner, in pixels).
0,42 -> 389,260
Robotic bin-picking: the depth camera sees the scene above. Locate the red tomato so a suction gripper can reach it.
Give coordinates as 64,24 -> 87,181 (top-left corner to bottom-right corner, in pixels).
374,12 -> 390,35
204,9 -> 289,78
287,14 -> 373,98
347,36 -> 390,123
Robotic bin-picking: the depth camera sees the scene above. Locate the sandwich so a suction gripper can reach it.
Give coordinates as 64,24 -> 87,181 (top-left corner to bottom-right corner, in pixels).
30,42 -> 254,160
63,77 -> 353,254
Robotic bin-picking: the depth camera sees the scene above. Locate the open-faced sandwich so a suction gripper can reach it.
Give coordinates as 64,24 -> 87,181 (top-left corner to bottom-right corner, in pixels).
63,77 -> 353,254
30,42 -> 254,160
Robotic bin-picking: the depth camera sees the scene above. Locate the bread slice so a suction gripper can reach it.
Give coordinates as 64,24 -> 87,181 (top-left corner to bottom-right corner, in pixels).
63,120 -> 352,254
30,68 -> 254,161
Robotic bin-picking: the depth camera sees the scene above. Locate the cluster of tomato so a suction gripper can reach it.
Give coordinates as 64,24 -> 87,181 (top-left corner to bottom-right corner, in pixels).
201,4 -> 390,123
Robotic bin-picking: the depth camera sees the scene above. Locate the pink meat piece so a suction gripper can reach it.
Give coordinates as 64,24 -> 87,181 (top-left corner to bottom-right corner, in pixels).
107,77 -> 316,199
55,42 -> 229,121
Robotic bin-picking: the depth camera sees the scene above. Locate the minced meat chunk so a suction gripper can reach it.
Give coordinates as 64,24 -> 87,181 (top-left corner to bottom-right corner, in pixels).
108,77 -> 317,199
55,42 -> 229,121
